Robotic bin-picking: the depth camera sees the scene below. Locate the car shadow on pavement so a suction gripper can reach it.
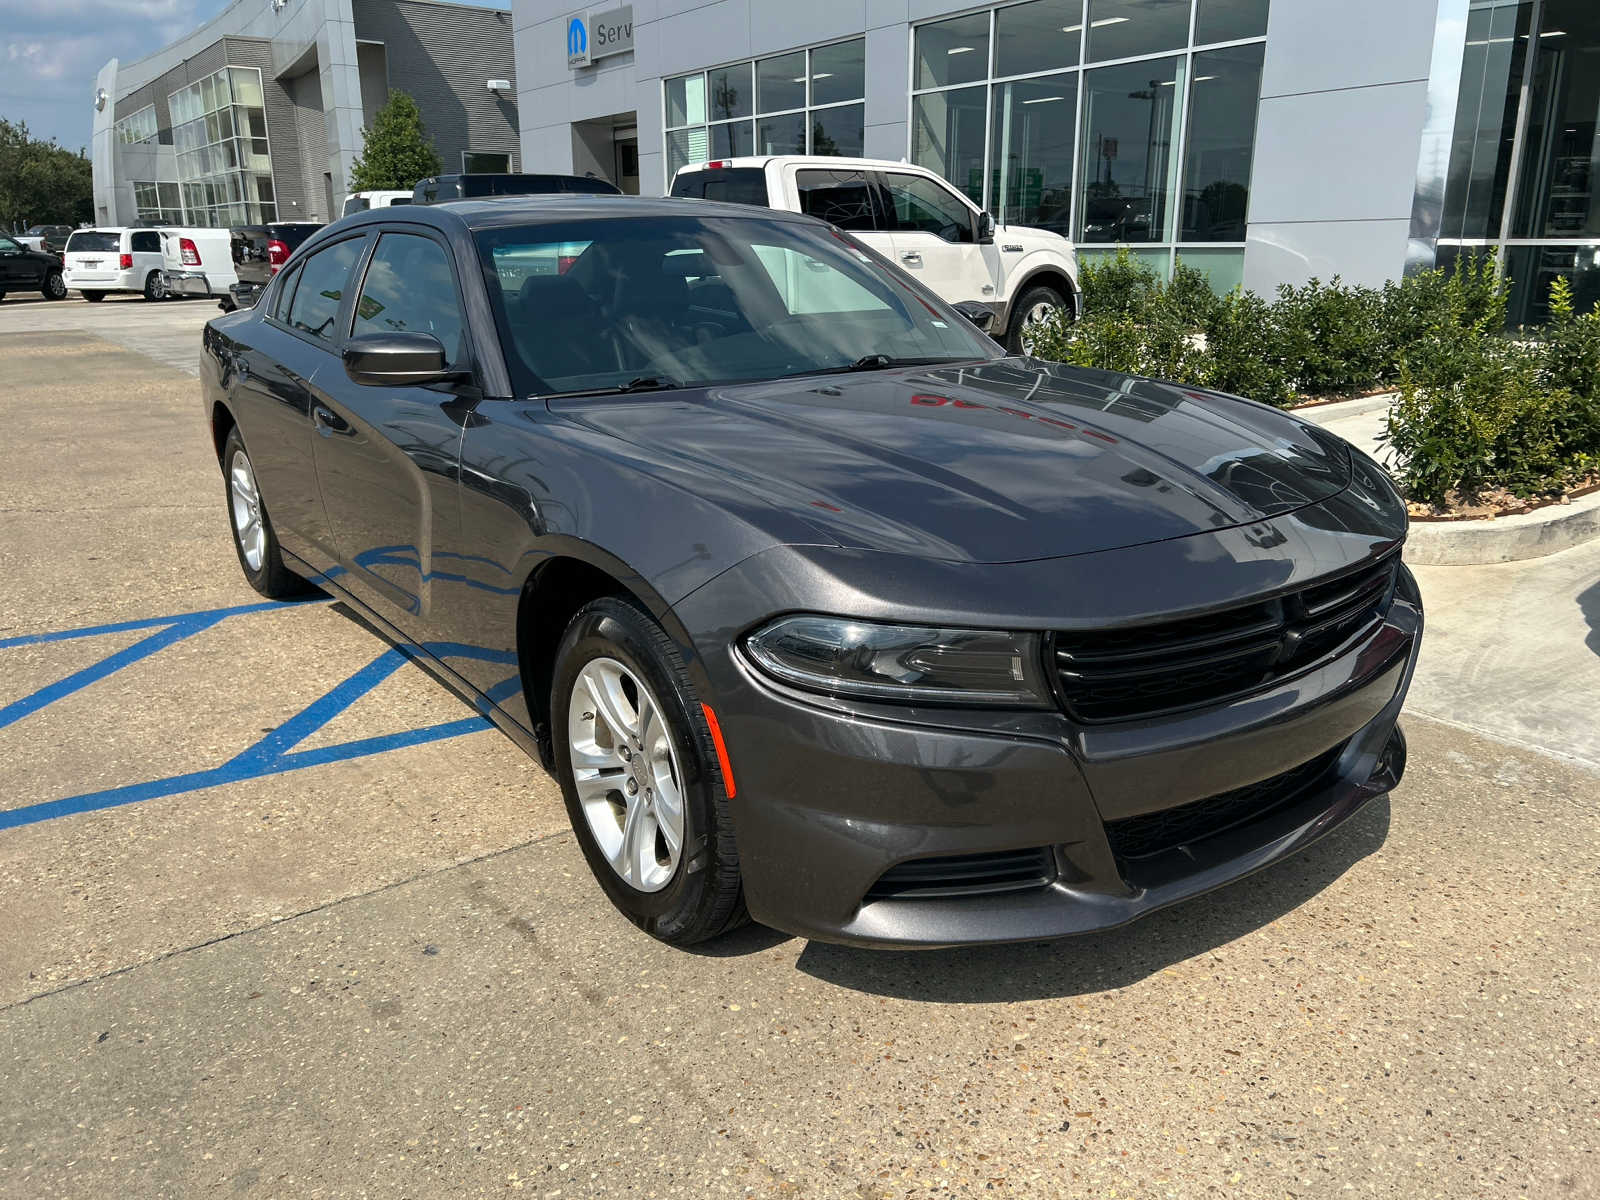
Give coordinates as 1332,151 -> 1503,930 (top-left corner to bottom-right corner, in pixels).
1580,579 -> 1600,658
792,797 -> 1391,1002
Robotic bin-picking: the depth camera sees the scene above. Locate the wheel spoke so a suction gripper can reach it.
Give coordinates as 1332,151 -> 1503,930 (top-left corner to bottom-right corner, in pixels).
613,795 -> 648,885
583,664 -> 639,745
574,768 -> 622,805
570,739 -> 624,773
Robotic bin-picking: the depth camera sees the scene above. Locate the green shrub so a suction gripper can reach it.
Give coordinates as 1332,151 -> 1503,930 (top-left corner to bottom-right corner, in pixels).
1202,290 -> 1294,407
1272,276 -> 1387,396
1379,253 -> 1508,382
1167,258 -> 1224,330
1385,276 -> 1600,504
1077,246 -> 1164,318
1025,300 -> 1209,383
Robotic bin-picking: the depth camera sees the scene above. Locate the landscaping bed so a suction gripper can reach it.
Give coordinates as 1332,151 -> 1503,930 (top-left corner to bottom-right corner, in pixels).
1028,250 -> 1600,522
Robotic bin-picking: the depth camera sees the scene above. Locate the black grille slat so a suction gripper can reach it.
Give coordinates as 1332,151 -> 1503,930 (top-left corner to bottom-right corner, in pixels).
1053,555 -> 1398,723
865,848 -> 1055,901
1105,744 -> 1345,862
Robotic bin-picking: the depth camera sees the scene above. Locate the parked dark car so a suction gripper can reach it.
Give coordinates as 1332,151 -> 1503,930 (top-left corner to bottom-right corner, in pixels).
411,173 -> 621,204
222,221 -> 324,311
0,233 -> 69,301
199,197 -> 1421,949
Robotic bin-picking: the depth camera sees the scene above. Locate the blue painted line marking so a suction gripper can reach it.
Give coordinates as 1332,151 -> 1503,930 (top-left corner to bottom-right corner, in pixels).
0,599 -> 520,832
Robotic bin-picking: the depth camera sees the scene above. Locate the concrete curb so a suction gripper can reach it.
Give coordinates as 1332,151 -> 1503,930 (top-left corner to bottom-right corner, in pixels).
1403,488 -> 1600,565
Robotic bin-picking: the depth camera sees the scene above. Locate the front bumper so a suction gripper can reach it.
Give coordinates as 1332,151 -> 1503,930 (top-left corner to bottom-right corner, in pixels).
687,564 -> 1422,949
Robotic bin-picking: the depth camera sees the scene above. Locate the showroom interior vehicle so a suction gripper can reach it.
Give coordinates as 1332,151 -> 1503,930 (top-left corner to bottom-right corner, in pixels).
198,196 -> 1422,949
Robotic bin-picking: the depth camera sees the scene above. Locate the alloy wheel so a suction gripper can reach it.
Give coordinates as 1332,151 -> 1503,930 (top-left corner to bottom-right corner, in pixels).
1019,299 -> 1061,354
45,272 -> 66,299
567,657 -> 686,893
229,451 -> 266,572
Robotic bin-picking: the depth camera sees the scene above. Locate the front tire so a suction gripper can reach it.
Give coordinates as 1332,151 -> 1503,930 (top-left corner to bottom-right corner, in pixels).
221,426 -> 313,599
551,597 -> 746,946
1006,284 -> 1069,355
42,270 -> 67,300
143,271 -> 165,302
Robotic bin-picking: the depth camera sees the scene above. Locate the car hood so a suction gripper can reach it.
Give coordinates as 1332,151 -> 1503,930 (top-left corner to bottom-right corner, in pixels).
550,360 -> 1353,564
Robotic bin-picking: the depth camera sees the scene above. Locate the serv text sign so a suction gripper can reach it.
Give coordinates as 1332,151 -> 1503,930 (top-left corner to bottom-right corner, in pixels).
567,6 -> 633,70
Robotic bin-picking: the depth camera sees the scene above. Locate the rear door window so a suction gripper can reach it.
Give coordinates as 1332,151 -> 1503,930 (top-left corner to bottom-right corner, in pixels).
286,237 -> 365,345
130,231 -> 160,253
795,169 -> 882,231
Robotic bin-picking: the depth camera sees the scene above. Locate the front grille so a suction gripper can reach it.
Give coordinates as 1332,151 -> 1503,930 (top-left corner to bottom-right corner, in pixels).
864,847 -> 1056,902
1053,553 -> 1399,723
1104,743 -> 1346,862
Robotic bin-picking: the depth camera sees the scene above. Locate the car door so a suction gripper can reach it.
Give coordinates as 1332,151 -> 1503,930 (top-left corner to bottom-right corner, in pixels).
877,171 -> 996,305
0,236 -> 37,289
129,229 -> 162,285
234,234 -> 369,571
310,227 -> 474,633
791,166 -> 892,257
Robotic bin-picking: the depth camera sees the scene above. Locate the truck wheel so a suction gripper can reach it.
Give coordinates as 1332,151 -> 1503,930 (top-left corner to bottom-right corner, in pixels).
1006,285 -> 1069,355
42,270 -> 67,301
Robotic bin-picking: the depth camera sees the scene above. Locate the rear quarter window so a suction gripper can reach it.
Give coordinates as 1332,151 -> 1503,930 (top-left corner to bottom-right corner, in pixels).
130,232 -> 160,253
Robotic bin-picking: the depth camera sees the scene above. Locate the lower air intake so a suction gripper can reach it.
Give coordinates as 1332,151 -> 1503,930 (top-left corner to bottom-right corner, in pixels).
865,847 -> 1056,902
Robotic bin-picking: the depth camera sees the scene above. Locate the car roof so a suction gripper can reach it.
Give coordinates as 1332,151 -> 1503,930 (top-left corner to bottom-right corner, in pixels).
325,193 -> 822,234
673,155 -> 934,175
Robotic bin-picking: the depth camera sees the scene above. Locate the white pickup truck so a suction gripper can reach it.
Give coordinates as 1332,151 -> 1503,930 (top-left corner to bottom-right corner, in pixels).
669,156 -> 1079,352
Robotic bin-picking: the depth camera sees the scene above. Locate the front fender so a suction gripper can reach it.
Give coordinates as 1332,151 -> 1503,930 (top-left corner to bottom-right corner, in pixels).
1000,248 -> 1081,329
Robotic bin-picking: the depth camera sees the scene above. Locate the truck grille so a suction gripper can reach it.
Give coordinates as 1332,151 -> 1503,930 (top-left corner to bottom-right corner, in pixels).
864,848 -> 1056,901
1103,743 -> 1346,863
1053,553 -> 1398,724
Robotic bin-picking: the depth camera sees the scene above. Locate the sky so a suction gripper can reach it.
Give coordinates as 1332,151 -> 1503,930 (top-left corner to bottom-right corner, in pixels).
0,0 -> 503,152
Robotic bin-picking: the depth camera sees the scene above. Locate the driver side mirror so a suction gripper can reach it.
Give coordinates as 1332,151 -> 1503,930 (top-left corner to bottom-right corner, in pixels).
977,211 -> 996,245
343,332 -> 455,386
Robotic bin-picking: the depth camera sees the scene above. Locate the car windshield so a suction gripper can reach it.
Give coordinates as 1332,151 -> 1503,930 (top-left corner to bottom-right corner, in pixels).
476,214 -> 998,396
66,231 -> 120,252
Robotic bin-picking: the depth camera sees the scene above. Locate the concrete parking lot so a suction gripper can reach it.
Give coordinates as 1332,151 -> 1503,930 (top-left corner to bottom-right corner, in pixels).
1,296 -> 1596,1198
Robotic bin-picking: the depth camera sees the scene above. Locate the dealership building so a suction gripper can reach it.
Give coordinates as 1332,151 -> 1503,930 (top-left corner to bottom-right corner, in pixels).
90,0 -> 520,228
514,0 -> 1600,322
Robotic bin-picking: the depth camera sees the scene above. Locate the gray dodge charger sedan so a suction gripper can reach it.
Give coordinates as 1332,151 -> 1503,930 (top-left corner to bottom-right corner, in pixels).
200,196 -> 1422,949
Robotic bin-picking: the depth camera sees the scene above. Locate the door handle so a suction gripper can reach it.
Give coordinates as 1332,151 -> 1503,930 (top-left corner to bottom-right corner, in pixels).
900,251 -> 922,264
311,404 -> 349,436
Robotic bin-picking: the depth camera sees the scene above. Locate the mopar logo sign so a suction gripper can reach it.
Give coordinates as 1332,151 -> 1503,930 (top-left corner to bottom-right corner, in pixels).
566,16 -> 588,67
567,5 -> 632,70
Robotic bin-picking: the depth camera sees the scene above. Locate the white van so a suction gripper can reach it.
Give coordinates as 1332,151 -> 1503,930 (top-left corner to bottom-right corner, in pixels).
341,190 -> 413,217
63,228 -> 166,301
158,228 -> 238,299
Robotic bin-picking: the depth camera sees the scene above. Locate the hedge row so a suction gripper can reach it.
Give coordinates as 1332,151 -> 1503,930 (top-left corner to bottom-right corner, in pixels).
1025,250 -> 1600,505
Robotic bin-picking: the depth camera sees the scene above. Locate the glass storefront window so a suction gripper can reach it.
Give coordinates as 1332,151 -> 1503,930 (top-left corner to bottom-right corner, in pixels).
1195,0 -> 1269,44
1511,0 -> 1600,238
708,63 -> 752,121
1501,244 -> 1600,324
911,85 -> 989,204
757,112 -> 807,155
989,74 -> 1078,235
914,13 -> 991,89
757,52 -> 806,114
1078,55 -> 1184,243
810,40 -> 865,106
1441,1 -> 1530,240
1174,247 -> 1244,292
665,39 -> 867,170
995,0 -> 1081,79
812,104 -> 865,157
1081,246 -> 1173,280
168,65 -> 275,225
1086,0 -> 1192,63
1179,43 -> 1263,241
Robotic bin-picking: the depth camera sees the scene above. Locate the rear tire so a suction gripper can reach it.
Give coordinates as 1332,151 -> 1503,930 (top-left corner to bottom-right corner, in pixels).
221,426 -> 314,599
41,270 -> 67,301
81,290 -> 105,302
1005,284 -> 1070,355
143,271 -> 165,302
550,597 -> 747,946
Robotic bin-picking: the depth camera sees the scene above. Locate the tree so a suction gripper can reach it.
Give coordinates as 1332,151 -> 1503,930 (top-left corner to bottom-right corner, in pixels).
348,92 -> 442,191
0,119 -> 93,231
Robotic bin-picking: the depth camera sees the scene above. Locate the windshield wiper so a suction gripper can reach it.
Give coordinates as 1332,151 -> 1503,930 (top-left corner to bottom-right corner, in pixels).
793,355 -> 982,379
546,376 -> 681,399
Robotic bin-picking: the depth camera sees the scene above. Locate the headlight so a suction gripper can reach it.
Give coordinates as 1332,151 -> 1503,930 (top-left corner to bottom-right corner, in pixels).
743,616 -> 1052,707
